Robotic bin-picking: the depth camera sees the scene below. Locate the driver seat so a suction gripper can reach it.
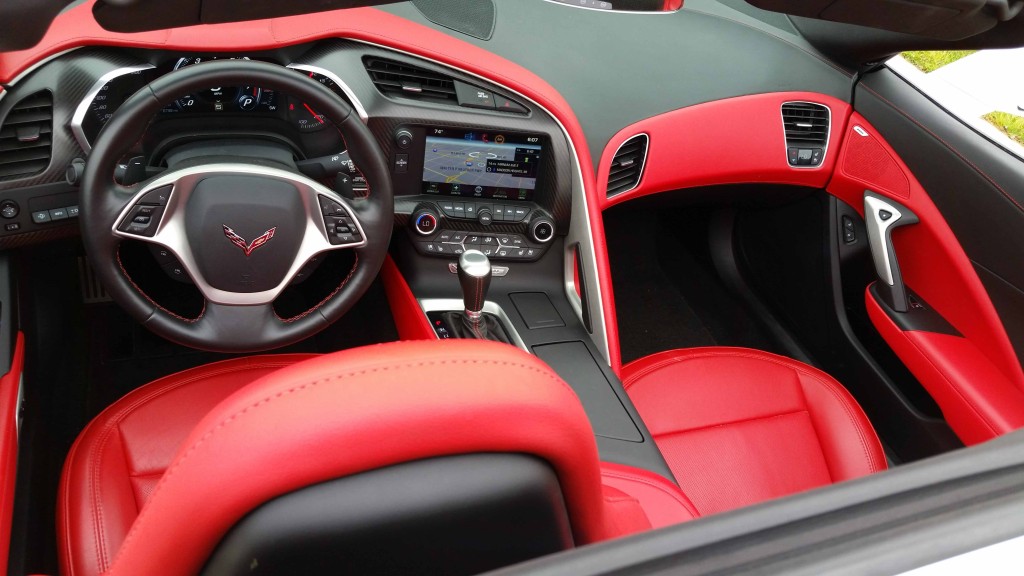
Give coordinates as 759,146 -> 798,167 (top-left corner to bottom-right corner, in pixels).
58,340 -> 612,576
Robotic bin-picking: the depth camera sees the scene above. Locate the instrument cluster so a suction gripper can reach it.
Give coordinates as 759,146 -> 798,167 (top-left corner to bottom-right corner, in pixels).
75,55 -> 353,150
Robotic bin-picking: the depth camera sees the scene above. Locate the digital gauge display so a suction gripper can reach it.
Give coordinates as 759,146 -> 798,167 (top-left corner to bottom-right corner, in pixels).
77,57 -> 357,150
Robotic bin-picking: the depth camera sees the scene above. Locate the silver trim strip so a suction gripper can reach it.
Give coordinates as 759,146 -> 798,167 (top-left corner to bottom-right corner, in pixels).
15,374 -> 23,441
348,40 -> 611,364
6,48 -> 81,87
418,298 -> 529,353
605,132 -> 649,198
286,63 -> 369,123
781,101 -> 832,170
70,64 -> 156,152
541,0 -> 680,14
863,193 -> 904,286
112,162 -> 367,306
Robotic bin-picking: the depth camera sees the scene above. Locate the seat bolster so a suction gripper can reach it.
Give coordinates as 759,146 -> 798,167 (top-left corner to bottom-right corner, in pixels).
100,340 -> 606,576
58,354 -> 315,576
798,371 -> 887,481
600,462 -> 697,538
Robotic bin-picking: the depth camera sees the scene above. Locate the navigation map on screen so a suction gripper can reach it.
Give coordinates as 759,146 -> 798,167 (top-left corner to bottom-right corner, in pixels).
421,129 -> 542,200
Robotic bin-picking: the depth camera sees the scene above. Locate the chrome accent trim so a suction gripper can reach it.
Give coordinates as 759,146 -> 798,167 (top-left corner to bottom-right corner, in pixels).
605,132 -> 649,198
781,101 -> 832,170
449,262 -> 509,277
6,48 -> 81,87
112,163 -> 367,306
70,64 -> 156,152
541,0 -> 681,14
418,298 -> 529,353
15,374 -> 23,441
344,40 -> 612,364
286,63 -> 369,123
854,125 -> 869,137
863,193 -> 905,286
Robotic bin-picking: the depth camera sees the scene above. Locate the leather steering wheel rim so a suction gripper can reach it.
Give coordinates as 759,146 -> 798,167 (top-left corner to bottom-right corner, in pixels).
80,60 -> 393,353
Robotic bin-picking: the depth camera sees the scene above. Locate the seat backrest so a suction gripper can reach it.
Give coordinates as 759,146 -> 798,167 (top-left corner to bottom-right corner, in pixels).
103,339 -> 607,575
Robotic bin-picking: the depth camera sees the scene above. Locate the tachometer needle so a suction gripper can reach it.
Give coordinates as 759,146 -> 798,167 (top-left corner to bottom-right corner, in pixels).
303,103 -> 323,123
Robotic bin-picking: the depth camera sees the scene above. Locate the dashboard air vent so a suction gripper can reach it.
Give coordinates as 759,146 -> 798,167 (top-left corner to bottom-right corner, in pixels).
364,57 -> 458,104
607,134 -> 648,197
0,91 -> 53,180
782,102 -> 829,167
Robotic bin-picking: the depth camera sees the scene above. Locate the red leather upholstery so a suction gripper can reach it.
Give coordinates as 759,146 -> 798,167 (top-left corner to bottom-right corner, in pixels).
600,462 -> 697,538
60,340 -> 607,576
58,354 -> 315,576
622,348 -> 886,517
0,333 -> 24,574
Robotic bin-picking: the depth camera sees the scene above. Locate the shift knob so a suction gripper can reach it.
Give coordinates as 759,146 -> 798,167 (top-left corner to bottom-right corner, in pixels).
458,249 -> 491,319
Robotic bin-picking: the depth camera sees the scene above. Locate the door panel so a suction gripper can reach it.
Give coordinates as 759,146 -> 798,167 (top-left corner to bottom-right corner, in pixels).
832,67 -> 1024,443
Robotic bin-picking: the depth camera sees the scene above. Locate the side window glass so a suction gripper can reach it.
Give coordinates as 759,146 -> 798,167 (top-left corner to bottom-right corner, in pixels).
889,50 -> 1024,156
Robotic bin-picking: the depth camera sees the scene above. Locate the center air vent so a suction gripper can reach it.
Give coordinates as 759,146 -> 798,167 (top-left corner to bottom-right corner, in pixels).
782,102 -> 829,168
363,57 -> 458,104
0,91 -> 53,180
607,134 -> 648,197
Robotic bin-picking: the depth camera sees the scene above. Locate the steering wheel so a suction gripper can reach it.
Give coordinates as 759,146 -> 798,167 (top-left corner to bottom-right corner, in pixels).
80,60 -> 393,352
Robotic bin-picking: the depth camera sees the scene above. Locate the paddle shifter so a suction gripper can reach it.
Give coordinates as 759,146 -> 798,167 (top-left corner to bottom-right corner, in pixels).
440,249 -> 510,343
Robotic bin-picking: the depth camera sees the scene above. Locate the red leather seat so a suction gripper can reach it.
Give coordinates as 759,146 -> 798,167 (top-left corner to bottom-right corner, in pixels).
622,347 -> 887,517
58,340 -> 694,576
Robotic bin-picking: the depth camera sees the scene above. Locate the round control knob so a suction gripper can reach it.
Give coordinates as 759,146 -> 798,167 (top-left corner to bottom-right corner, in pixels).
395,129 -> 414,150
528,215 -> 555,243
478,208 -> 493,226
65,158 -> 86,186
0,200 -> 18,220
411,207 -> 439,236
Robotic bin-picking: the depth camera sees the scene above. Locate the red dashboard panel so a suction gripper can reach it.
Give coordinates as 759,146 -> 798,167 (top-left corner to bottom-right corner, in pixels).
830,114 -> 1024,398
0,333 -> 24,574
599,92 -> 852,210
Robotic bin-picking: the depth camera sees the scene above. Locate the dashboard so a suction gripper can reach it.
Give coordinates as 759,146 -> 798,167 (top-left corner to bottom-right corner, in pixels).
0,41 -> 574,266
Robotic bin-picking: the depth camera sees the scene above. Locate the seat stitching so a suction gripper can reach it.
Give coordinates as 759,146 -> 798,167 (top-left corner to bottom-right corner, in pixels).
64,359 -> 305,574
601,469 -> 699,517
651,409 -> 808,437
626,350 -> 885,474
792,376 -> 834,483
112,357 -> 575,563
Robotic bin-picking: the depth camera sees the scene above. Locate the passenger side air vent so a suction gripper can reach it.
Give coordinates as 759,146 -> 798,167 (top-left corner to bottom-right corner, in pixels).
0,91 -> 53,180
363,57 -> 458,104
607,134 -> 648,197
782,102 -> 829,168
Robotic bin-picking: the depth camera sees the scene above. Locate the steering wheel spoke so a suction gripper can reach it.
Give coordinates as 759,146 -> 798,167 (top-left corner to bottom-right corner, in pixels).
80,59 -> 392,352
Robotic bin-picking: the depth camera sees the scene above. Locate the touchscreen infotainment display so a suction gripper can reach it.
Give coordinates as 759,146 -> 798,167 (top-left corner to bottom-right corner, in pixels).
422,127 -> 543,201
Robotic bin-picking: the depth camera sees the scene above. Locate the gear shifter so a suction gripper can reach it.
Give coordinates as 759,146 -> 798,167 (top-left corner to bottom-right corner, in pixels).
441,250 -> 510,343
458,250 -> 492,326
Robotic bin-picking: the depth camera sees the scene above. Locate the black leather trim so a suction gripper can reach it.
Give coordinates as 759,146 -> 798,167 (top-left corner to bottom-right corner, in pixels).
869,283 -> 961,337
201,453 -> 574,576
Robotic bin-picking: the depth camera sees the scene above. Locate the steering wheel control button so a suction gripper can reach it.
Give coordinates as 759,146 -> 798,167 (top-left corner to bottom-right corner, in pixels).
118,206 -> 164,237
139,185 -> 172,206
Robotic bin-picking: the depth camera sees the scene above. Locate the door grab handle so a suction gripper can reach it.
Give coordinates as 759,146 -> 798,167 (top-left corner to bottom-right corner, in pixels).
864,191 -> 919,313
